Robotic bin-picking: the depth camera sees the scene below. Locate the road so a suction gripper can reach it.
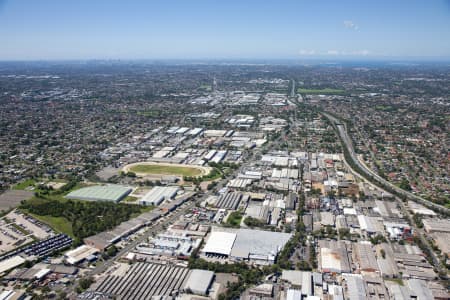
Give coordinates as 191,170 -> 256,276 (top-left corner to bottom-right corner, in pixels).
322,112 -> 449,215
290,79 -> 296,98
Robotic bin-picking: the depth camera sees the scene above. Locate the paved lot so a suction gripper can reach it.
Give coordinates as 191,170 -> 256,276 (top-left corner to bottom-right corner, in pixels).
0,190 -> 33,211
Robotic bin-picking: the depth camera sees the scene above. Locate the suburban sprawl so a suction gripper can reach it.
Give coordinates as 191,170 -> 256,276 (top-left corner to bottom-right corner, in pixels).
0,61 -> 448,300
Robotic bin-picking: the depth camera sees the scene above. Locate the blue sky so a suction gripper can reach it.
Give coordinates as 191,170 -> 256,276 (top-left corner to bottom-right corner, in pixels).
0,0 -> 449,60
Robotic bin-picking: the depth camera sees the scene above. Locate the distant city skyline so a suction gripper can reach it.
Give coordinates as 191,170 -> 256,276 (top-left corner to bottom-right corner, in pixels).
1,0 -> 450,61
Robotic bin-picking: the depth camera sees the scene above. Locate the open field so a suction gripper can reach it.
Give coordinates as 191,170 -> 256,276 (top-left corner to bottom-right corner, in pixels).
297,88 -> 345,95
12,179 -> 36,190
123,162 -> 211,178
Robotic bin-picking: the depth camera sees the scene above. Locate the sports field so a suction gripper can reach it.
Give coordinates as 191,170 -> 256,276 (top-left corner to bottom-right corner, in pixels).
123,162 -> 210,177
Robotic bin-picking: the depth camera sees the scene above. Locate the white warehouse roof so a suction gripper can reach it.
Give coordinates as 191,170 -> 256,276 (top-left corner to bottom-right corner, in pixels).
139,186 -> 179,206
202,231 -> 236,256
0,256 -> 25,274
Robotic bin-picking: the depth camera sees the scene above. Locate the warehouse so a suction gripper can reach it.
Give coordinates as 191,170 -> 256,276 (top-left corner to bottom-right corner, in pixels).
202,228 -> 292,264
202,231 -> 236,257
216,192 -> 248,210
203,130 -> 226,137
422,218 -> 450,233
135,232 -> 201,258
357,215 -> 383,235
281,270 -> 313,296
95,262 -> 190,299
139,186 -> 180,206
65,245 -> 98,265
204,150 -> 217,161
0,256 -> 25,275
245,203 -> 270,223
66,185 -> 132,202
353,242 -> 379,273
230,228 -> 292,264
342,274 -> 366,300
183,269 -> 214,296
319,240 -> 351,273
211,150 -> 227,163
187,128 -> 203,136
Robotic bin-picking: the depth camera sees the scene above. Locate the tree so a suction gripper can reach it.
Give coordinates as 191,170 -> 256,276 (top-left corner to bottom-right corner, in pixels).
106,245 -> 118,257
78,276 -> 94,291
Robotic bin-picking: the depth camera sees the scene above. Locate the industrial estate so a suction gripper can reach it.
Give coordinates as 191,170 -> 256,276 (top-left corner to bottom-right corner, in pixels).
0,60 -> 448,300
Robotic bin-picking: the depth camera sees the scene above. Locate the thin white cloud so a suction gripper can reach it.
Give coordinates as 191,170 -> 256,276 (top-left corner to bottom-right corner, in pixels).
353,50 -> 370,56
327,50 -> 340,55
298,49 -> 372,57
325,50 -> 371,56
299,49 -> 316,55
343,20 -> 359,30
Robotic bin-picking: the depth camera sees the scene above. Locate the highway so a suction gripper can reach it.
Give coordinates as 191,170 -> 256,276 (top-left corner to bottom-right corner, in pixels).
322,112 -> 450,215
290,79 -> 296,98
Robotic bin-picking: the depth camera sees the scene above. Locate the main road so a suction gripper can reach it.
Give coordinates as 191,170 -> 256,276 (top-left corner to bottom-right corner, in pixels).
322,111 -> 449,215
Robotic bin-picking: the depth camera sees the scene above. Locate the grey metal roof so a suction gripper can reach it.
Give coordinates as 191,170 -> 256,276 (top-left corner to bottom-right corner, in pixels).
66,185 -> 131,202
230,228 -> 292,260
183,269 -> 214,295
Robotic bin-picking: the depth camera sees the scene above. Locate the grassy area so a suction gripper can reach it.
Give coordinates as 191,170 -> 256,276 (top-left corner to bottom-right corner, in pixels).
130,164 -> 203,177
29,213 -> 74,238
12,179 -> 36,190
226,211 -> 243,228
297,88 -> 345,95
124,196 -> 138,202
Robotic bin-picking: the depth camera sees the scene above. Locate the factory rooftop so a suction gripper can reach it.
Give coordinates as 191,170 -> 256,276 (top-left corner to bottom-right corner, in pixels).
66,185 -> 132,202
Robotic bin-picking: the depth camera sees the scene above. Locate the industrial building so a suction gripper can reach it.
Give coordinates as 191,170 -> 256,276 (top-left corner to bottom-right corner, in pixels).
281,270 -> 314,297
245,203 -> 270,223
0,256 -> 25,275
342,274 -> 367,300
422,218 -> 450,233
183,269 -> 214,296
202,231 -> 236,257
201,227 -> 292,264
215,192 -> 249,210
66,185 -> 132,202
95,262 -> 190,299
319,240 -> 351,274
353,242 -> 379,273
64,245 -> 98,265
139,186 -> 180,206
135,232 -> 201,258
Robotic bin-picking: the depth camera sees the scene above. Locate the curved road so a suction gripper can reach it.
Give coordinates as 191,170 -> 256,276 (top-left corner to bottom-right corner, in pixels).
322,112 -> 449,215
